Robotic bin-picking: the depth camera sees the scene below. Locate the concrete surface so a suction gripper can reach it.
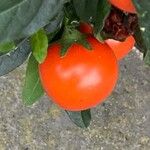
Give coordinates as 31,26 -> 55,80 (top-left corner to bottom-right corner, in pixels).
0,49 -> 150,150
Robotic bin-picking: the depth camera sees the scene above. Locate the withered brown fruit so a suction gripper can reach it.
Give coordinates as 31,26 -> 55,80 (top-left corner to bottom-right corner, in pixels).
103,6 -> 138,41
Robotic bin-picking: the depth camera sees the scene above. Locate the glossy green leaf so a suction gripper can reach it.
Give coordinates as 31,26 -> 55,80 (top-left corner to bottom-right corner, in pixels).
133,0 -> 150,65
0,41 -> 15,54
31,29 -> 48,63
66,109 -> 91,128
22,55 -> 44,105
0,0 -> 64,43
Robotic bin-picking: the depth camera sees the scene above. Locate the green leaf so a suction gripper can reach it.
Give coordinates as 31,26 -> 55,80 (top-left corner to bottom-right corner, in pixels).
0,39 -> 31,76
60,41 -> 73,56
64,2 -> 79,23
0,0 -> 64,43
22,54 -> 44,105
31,29 -> 48,63
133,0 -> 150,65
94,0 -> 111,35
0,41 -> 15,54
73,0 -> 99,22
60,27 -> 91,56
66,109 -> 91,128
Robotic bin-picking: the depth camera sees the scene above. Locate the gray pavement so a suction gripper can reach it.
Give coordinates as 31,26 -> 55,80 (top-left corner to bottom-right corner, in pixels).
0,49 -> 150,150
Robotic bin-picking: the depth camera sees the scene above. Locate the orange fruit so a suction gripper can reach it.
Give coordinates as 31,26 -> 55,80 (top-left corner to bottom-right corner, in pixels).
39,36 -> 118,111
109,0 -> 136,14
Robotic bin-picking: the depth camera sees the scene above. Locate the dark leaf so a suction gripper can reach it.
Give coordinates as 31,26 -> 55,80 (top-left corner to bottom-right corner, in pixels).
66,109 -> 91,128
31,29 -> 48,63
64,2 -> 79,23
133,0 -> 150,65
45,11 -> 64,35
0,39 -> 31,76
94,0 -> 111,35
134,24 -> 147,54
73,0 -> 99,22
45,11 -> 64,43
22,55 -> 44,105
0,0 -> 64,43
